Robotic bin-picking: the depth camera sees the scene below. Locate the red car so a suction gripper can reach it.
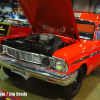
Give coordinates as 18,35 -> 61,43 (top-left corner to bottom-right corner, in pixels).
0,0 -> 100,99
0,16 -> 32,43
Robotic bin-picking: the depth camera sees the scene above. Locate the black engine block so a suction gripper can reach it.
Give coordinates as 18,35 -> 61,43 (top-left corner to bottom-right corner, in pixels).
1,33 -> 63,56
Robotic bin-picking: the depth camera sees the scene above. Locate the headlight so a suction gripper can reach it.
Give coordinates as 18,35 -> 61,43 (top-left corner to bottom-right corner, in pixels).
41,56 -> 68,73
56,61 -> 63,71
42,57 -> 51,68
55,59 -> 68,73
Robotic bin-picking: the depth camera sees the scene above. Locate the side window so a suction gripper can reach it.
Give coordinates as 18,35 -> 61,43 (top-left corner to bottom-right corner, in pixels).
96,25 -> 100,40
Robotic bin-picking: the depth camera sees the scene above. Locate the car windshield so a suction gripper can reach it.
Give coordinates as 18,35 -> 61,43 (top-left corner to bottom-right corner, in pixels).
76,19 -> 95,40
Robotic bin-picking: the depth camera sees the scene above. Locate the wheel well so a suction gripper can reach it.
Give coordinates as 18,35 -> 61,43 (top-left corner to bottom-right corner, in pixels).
81,63 -> 87,76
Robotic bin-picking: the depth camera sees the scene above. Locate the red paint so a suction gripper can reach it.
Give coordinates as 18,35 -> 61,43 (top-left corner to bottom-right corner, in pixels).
16,0 -> 100,76
10,26 -> 32,36
17,0 -> 80,40
53,14 -> 100,75
74,11 -> 93,14
0,22 -> 32,43
80,13 -> 100,22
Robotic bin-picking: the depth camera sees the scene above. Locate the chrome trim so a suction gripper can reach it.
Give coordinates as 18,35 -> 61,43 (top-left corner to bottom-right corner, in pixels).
70,50 -> 100,66
3,45 -> 47,64
2,45 -> 68,73
0,55 -> 77,86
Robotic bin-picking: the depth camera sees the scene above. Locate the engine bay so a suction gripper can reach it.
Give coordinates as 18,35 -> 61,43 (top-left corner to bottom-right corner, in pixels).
1,33 -> 68,56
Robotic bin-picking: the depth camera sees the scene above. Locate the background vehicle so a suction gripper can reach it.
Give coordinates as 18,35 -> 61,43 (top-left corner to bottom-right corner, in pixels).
0,0 -> 100,99
0,15 -> 32,43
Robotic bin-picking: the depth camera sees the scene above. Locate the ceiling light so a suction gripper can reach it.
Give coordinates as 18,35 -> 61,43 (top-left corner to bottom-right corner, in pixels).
10,0 -> 13,2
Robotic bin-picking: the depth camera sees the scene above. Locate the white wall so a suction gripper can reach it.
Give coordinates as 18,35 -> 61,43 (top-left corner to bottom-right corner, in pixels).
74,13 -> 82,17
74,0 -> 100,12
4,3 -> 12,11
74,0 -> 89,11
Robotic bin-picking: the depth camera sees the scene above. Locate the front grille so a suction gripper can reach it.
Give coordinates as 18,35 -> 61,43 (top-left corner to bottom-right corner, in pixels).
2,45 -> 67,73
16,51 -> 20,58
3,45 -> 42,64
21,52 -> 26,60
12,49 -> 16,57
7,48 -> 11,55
27,53 -> 32,61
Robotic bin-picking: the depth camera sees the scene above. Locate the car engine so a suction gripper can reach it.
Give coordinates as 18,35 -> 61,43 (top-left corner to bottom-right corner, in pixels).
2,33 -> 63,56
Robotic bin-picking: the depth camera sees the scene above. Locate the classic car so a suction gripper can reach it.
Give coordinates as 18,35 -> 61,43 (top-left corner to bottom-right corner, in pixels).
0,15 -> 32,43
0,0 -> 99,99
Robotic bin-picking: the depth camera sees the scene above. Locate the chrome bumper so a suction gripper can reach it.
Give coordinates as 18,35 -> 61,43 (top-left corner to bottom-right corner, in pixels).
0,55 -> 78,86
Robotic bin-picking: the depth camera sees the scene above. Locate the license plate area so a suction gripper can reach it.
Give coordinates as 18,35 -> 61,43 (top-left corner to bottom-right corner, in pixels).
11,66 -> 29,79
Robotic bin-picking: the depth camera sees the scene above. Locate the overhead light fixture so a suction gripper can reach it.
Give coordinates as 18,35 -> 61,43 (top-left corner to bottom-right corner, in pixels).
10,0 -> 13,2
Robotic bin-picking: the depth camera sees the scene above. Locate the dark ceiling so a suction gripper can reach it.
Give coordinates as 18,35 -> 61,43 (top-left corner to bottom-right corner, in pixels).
0,0 -> 17,3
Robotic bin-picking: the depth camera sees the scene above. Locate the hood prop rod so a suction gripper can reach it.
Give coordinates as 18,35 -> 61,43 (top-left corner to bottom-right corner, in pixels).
71,33 -> 77,44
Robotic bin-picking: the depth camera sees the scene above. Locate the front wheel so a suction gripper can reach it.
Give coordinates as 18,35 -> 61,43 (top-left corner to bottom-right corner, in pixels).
62,67 -> 84,100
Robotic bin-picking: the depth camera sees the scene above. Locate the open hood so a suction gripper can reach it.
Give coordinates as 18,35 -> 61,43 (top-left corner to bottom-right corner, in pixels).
17,0 -> 79,40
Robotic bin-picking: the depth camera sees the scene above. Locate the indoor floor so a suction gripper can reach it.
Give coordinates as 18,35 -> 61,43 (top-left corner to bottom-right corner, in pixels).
0,66 -> 100,100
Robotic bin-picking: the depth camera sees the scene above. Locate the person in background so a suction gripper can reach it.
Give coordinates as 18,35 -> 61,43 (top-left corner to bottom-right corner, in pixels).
10,11 -> 15,19
0,10 -> 2,15
96,27 -> 100,40
6,10 -> 10,15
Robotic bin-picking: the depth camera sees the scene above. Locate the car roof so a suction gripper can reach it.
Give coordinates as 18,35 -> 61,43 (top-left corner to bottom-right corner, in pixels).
80,13 -> 100,23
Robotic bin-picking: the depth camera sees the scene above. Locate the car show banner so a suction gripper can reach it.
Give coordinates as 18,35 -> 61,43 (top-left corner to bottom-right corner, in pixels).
93,2 -> 100,14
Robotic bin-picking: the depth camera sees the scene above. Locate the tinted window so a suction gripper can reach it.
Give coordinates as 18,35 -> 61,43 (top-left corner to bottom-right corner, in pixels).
76,19 -> 95,40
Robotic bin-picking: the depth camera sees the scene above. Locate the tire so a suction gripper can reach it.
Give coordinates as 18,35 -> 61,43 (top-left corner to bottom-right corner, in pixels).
62,67 -> 84,100
3,67 -> 20,78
